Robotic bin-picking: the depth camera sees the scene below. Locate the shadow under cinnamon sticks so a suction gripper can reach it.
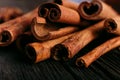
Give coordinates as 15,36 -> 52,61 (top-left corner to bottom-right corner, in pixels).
38,3 -> 80,25
25,32 -> 76,63
78,0 -> 118,21
0,8 -> 39,46
51,20 -> 107,61
16,31 -> 38,52
31,17 -> 79,41
76,36 -> 120,68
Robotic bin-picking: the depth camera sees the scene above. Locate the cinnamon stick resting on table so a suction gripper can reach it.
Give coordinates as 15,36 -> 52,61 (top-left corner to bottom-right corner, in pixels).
76,36 -> 120,68
38,3 -> 81,25
31,17 -> 79,41
51,20 -> 106,61
78,0 -> 118,20
25,32 -> 75,63
0,8 -> 38,46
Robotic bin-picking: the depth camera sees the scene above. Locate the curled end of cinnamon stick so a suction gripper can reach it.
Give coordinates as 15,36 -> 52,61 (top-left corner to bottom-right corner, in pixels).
78,0 -> 102,20
38,3 -> 61,21
38,7 -> 49,18
31,21 -> 50,41
104,18 -> 117,33
51,44 -> 69,61
48,8 -> 61,22
25,45 -> 36,63
76,58 -> 86,68
0,31 -> 12,46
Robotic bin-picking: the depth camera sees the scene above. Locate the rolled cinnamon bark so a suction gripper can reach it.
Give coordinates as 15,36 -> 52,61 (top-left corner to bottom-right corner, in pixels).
51,20 -> 106,61
16,31 -> 38,52
38,3 -> 81,25
104,17 -> 120,35
54,0 -> 79,10
0,8 -> 38,46
25,32 -> 75,63
31,18 -> 79,41
0,18 -> 20,34
76,36 -> 120,68
78,0 -> 118,20
0,7 -> 23,23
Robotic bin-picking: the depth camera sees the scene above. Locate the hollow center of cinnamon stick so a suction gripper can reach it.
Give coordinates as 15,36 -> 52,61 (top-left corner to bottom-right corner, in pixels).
25,46 -> 36,62
76,59 -> 85,67
108,22 -> 116,30
0,31 -> 10,42
83,4 -> 99,15
39,8 -> 49,18
105,19 -> 117,32
51,44 -> 68,61
48,8 -> 60,21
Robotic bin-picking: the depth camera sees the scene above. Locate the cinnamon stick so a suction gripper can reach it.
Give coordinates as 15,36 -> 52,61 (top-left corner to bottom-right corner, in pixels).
25,32 -> 75,63
54,0 -> 79,10
0,8 -> 23,36
78,0 -> 118,20
38,3 -> 81,25
76,36 -> 120,68
51,20 -> 106,61
104,17 -> 120,35
0,7 -> 23,23
0,8 -> 38,46
31,18 -> 79,41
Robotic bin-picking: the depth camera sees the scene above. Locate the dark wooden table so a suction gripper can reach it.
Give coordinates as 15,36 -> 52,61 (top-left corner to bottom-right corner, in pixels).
0,0 -> 119,80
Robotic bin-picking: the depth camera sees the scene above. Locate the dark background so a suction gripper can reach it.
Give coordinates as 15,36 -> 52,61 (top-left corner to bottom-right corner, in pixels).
0,0 -> 119,80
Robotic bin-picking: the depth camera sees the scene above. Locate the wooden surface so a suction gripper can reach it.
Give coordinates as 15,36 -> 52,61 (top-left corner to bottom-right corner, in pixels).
0,0 -> 119,80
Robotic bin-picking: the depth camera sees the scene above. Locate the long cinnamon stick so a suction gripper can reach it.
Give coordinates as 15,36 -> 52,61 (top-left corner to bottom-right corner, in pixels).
25,32 -> 75,63
51,20 -> 106,61
38,3 -> 81,25
0,7 -> 23,23
78,0 -> 118,20
54,0 -> 79,10
104,17 -> 120,35
31,18 -> 79,41
76,36 -> 120,68
0,8 -> 38,46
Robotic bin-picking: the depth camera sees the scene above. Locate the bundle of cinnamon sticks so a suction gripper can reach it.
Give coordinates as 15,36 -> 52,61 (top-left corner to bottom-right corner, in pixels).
0,0 -> 120,68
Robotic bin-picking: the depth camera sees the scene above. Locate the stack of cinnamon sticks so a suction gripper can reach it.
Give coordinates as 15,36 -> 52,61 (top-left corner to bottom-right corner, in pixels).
0,0 -> 120,68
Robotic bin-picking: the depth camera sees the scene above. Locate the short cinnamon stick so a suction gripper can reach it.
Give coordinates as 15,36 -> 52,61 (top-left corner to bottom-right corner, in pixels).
54,0 -> 79,10
76,36 -> 120,68
78,0 -> 118,20
104,17 -> 120,35
38,3 -> 81,25
31,18 -> 79,41
0,8 -> 38,46
0,7 -> 23,23
25,32 -> 75,63
51,20 -> 106,61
